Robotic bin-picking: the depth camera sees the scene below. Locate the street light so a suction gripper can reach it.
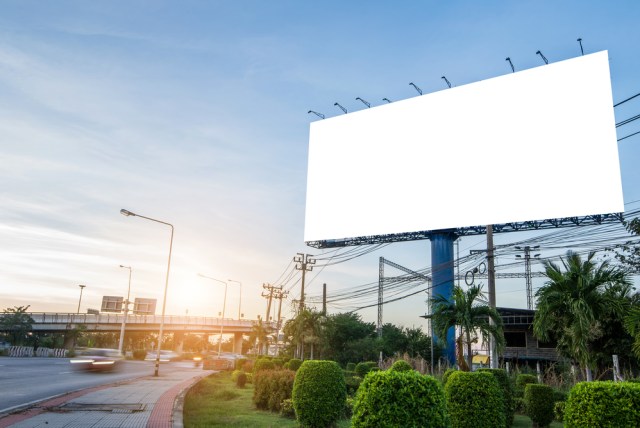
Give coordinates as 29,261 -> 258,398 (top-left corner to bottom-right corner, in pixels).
77,284 -> 86,314
198,274 -> 228,355
120,208 -> 174,377
228,279 -> 242,320
118,265 -> 132,355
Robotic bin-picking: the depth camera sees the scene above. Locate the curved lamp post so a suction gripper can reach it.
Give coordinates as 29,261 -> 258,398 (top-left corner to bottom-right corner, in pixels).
76,284 -> 86,314
117,265 -> 132,355
198,274 -> 227,355
120,208 -> 173,377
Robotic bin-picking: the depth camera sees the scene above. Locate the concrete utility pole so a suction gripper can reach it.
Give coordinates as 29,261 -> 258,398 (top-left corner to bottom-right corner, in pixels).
322,283 -> 327,316
294,253 -> 315,312
262,283 -> 280,355
487,225 -> 498,369
273,288 -> 288,356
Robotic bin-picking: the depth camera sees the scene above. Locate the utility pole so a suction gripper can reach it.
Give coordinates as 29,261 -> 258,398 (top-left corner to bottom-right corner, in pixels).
262,283 -> 279,355
273,287 -> 288,356
487,225 -> 498,369
294,253 -> 315,312
516,246 -> 540,310
322,283 -> 327,316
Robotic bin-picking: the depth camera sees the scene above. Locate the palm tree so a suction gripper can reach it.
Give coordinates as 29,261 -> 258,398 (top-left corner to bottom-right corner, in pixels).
533,251 -> 631,381
250,319 -> 269,355
431,284 -> 504,371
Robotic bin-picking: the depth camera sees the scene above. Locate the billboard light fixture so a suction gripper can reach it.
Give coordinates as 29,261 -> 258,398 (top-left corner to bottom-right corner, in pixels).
506,57 -> 515,73
355,97 -> 371,108
536,50 -> 549,64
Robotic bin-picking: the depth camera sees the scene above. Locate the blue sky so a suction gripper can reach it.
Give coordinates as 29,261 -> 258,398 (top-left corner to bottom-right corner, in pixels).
1,1 -> 639,329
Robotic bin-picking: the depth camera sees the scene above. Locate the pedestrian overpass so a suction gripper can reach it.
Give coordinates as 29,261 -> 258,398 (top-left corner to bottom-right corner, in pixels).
18,312 -> 272,354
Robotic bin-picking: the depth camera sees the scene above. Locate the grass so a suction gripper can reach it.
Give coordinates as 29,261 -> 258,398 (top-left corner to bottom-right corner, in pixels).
513,414 -> 564,427
183,371 -> 351,427
183,372 -> 564,427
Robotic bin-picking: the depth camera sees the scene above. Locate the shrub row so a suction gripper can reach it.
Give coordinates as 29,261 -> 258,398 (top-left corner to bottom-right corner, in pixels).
564,381 -> 640,427
252,369 -> 296,412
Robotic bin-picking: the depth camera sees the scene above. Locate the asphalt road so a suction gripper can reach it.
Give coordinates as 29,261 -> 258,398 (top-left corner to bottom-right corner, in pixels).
0,357 -> 191,414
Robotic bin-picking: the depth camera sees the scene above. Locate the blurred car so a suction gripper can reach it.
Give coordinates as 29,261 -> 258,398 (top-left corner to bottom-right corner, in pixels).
145,350 -> 180,362
70,348 -> 123,372
202,352 -> 244,370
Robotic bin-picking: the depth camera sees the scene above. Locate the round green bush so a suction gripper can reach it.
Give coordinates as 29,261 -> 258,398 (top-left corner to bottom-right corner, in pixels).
288,358 -> 303,371
524,383 -> 554,428
352,370 -> 449,428
292,360 -> 347,428
554,401 -> 565,423
445,371 -> 505,428
346,362 -> 356,371
478,368 -> 515,428
564,381 -> 640,427
389,360 -> 412,372
236,371 -> 247,388
345,375 -> 363,397
355,361 -> 376,377
515,373 -> 537,397
231,369 -> 243,382
280,398 -> 295,418
253,358 -> 275,375
272,358 -> 284,368
441,368 -> 457,386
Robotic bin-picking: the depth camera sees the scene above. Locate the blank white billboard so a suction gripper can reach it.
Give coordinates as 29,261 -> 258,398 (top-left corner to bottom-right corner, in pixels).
305,51 -> 623,242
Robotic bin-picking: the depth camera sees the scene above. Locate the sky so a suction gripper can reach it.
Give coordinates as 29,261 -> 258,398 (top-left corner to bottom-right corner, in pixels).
1,1 -> 639,331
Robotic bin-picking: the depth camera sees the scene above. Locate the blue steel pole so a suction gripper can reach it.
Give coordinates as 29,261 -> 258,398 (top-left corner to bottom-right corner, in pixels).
430,231 -> 457,366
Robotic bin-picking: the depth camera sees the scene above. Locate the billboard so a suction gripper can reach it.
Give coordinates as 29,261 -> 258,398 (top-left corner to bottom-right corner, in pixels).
305,51 -> 624,242
101,296 -> 123,313
133,298 -> 157,315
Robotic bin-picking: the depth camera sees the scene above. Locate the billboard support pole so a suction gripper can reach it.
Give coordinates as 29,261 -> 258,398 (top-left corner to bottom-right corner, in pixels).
430,230 -> 457,366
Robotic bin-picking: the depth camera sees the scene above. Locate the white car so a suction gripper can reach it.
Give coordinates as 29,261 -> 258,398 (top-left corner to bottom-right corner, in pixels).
145,350 -> 180,362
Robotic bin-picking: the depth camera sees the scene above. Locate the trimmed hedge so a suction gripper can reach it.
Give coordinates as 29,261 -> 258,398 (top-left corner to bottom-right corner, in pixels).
292,360 -> 346,428
352,370 -> 449,428
478,368 -> 515,428
346,362 -> 356,371
524,383 -> 554,428
442,368 -> 457,386
287,358 -> 303,371
564,381 -> 640,427
515,373 -> 537,397
252,358 -> 275,375
445,371 -> 505,428
554,401 -> 565,423
252,369 -> 296,412
346,375 -> 363,397
389,360 -> 412,372
236,371 -> 247,388
355,361 -> 377,377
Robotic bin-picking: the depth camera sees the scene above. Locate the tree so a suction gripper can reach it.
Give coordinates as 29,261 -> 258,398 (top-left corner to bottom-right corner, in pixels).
249,319 -> 269,355
607,218 -> 640,273
1,306 -> 35,345
320,312 -> 377,366
624,299 -> 640,360
431,284 -> 504,371
533,251 -> 631,381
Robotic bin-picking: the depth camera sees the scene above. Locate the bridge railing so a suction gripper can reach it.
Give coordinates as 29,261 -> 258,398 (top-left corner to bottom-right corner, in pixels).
25,312 -> 262,328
